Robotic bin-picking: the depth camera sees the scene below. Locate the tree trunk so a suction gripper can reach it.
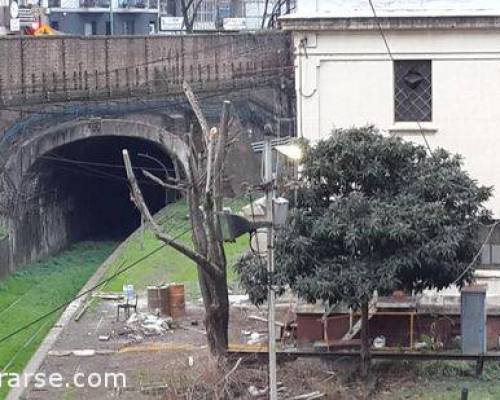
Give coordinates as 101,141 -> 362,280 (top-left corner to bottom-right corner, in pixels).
123,92 -> 232,359
360,300 -> 371,378
198,267 -> 229,356
188,189 -> 229,357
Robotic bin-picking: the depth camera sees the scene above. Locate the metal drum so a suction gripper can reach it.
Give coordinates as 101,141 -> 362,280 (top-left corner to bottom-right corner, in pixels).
147,285 -> 170,315
168,284 -> 185,318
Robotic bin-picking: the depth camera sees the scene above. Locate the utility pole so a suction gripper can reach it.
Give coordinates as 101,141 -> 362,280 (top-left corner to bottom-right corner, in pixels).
264,136 -> 277,400
109,0 -> 114,35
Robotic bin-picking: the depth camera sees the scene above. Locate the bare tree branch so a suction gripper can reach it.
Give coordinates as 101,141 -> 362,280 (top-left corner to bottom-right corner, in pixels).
122,149 -> 223,278
142,169 -> 187,192
213,101 -> 231,212
180,0 -> 197,32
262,0 -> 270,29
205,127 -> 217,194
183,81 -> 210,148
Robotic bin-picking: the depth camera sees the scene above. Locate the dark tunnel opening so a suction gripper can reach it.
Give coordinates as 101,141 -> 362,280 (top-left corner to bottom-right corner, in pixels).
26,136 -> 178,242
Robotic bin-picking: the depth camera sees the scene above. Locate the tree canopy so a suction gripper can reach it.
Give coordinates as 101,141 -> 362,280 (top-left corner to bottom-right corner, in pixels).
237,127 -> 492,309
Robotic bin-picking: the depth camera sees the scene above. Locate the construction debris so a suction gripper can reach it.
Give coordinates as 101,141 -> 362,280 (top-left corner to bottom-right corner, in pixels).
229,294 -> 250,304
140,383 -> 169,396
181,325 -> 206,335
48,349 -> 115,357
248,385 -> 267,397
118,342 -> 202,354
73,349 -> 96,357
74,298 -> 93,322
247,332 -> 263,345
93,292 -> 125,301
98,334 -> 111,342
127,333 -> 144,343
373,336 -> 386,349
247,382 -> 314,399
249,315 -> 285,327
125,312 -> 173,337
290,392 -> 325,400
47,350 -> 72,357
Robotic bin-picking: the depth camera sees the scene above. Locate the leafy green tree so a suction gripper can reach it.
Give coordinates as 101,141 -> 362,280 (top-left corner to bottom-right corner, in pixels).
237,126 -> 491,375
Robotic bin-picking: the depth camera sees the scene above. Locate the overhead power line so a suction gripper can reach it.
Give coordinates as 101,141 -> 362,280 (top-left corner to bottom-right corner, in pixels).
367,0 -> 495,284
0,191 -> 253,346
40,155 -> 176,173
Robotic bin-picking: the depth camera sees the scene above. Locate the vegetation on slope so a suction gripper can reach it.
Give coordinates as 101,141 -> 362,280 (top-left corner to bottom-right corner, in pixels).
0,241 -> 116,399
103,198 -> 250,299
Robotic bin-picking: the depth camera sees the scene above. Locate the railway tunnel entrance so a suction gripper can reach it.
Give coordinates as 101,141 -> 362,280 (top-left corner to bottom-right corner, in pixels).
4,118 -> 189,269
31,136 -> 176,240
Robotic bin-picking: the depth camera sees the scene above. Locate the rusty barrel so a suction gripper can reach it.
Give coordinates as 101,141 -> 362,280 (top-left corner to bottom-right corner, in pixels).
147,285 -> 170,315
168,284 -> 185,318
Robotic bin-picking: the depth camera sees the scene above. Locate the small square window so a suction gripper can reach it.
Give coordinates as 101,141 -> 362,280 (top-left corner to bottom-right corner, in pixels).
491,245 -> 500,264
481,244 -> 492,265
394,60 -> 432,122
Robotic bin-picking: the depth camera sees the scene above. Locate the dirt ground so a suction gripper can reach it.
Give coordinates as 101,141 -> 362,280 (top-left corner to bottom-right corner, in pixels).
22,293 -> 426,400
22,295 -> 342,400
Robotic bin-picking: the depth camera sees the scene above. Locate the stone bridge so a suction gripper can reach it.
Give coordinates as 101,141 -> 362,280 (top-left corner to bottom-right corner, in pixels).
0,32 -> 294,277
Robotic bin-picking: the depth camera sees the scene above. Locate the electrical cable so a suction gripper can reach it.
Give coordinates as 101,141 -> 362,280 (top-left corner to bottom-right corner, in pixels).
367,0 -> 496,279
367,0 -> 435,156
40,155 -> 176,173
0,68 -> 293,149
0,191 -> 252,346
452,220 -> 500,285
1,320 -> 49,373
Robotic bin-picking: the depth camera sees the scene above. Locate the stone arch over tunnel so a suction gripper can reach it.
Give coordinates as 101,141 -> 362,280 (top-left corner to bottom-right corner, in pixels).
3,118 -> 190,269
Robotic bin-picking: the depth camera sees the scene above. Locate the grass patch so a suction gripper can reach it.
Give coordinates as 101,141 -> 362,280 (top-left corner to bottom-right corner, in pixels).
0,241 -> 116,400
103,198 -> 250,299
386,361 -> 500,400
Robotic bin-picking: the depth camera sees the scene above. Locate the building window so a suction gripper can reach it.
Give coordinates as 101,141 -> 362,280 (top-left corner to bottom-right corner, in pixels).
218,2 -> 231,18
394,60 -> 432,122
122,20 -> 135,34
83,21 -> 97,36
481,243 -> 500,266
480,222 -> 500,267
196,0 -> 215,23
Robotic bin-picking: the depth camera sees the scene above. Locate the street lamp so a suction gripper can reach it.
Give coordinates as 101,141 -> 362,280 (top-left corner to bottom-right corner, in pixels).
219,139 -> 300,400
137,153 -> 171,206
275,143 -> 303,161
276,142 -> 303,208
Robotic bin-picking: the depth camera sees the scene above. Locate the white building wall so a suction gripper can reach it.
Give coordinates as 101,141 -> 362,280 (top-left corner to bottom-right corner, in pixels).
60,0 -> 79,8
297,0 -> 500,15
295,28 -> 500,214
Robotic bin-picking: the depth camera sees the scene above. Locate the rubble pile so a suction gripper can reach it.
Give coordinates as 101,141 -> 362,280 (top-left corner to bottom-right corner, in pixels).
122,312 -> 174,340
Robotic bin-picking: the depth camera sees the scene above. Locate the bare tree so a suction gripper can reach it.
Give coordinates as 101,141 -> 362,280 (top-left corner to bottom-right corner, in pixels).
123,88 -> 234,356
261,0 -> 270,29
180,0 -> 205,32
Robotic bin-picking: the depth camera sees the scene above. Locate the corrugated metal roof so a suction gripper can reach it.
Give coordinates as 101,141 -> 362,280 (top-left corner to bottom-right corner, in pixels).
295,0 -> 500,18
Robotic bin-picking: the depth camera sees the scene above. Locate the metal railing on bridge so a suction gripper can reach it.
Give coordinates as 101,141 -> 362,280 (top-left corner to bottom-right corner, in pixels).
79,0 -> 111,7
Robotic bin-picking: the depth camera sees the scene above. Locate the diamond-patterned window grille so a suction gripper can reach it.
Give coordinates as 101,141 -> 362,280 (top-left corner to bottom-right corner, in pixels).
394,60 -> 432,122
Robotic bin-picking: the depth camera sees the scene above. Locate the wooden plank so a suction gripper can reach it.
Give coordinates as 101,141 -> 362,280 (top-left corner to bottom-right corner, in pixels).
342,300 -> 377,341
